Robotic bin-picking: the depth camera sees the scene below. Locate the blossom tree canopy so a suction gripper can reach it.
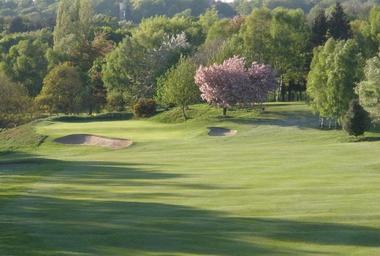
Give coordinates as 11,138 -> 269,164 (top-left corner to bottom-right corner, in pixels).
194,56 -> 276,115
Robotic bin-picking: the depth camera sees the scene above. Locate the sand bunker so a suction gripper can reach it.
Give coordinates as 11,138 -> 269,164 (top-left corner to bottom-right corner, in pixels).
208,127 -> 237,137
54,134 -> 133,149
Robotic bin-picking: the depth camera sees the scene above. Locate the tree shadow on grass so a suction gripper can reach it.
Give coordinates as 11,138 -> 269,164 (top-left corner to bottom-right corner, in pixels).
1,196 -> 380,256
361,126 -> 380,142
1,152 -> 380,255
228,110 -> 320,130
361,136 -> 380,142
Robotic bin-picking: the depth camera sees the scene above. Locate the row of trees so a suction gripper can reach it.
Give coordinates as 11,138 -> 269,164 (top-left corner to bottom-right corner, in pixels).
306,5 -> 380,133
0,0 -> 237,35
1,0 -> 380,136
2,0 -> 379,35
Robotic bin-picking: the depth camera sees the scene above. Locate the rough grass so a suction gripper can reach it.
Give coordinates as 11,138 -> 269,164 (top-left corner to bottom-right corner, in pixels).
152,104 -> 262,123
0,122 -> 47,153
1,103 -> 380,255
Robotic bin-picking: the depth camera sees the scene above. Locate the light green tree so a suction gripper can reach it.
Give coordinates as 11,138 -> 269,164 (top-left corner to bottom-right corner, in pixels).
199,8 -> 219,34
241,8 -> 273,64
54,0 -> 94,54
52,0 -> 95,72
132,15 -> 203,49
1,38 -> 48,97
307,39 -> 363,126
156,57 -> 199,119
242,7 -> 310,101
102,37 -> 154,105
209,34 -> 244,65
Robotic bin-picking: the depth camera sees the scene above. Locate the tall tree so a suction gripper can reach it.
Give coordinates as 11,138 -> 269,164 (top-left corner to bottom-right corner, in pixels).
242,8 -> 310,101
369,6 -> 380,43
102,32 -> 190,106
241,8 -> 273,64
53,0 -> 94,66
328,2 -> 352,40
102,37 -> 154,104
351,19 -> 378,59
307,39 -> 363,125
311,9 -> 328,47
270,8 -> 310,101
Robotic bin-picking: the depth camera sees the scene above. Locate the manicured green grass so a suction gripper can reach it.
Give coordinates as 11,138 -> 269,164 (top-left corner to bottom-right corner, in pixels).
1,103 -> 380,255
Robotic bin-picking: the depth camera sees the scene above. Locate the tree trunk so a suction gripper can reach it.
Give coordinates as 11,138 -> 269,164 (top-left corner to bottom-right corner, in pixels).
88,104 -> 93,115
320,117 -> 325,129
280,78 -> 286,102
223,107 -> 227,116
182,106 -> 188,120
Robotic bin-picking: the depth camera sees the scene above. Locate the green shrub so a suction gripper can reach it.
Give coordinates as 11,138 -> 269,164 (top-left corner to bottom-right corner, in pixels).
343,99 -> 371,137
106,90 -> 125,112
133,98 -> 157,118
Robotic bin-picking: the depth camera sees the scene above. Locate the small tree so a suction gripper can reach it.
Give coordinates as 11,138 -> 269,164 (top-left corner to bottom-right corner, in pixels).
195,56 -> 276,116
36,63 -> 84,114
343,99 -> 371,137
157,57 -> 199,119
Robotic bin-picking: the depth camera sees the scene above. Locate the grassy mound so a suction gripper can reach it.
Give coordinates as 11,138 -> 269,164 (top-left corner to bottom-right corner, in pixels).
0,122 -> 47,153
152,104 -> 261,123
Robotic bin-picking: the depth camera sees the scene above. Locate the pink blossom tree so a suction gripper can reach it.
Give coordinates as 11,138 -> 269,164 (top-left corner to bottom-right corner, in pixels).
195,56 -> 276,116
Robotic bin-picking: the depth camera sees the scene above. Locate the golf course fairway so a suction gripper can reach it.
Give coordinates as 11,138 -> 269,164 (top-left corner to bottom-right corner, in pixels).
1,103 -> 380,256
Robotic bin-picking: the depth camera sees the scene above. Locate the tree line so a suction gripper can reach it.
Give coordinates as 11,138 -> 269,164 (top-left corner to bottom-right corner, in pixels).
1,0 -> 380,137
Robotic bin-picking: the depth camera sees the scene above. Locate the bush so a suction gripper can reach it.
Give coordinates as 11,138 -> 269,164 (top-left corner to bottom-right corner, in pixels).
133,98 -> 157,118
51,112 -> 133,122
343,99 -> 371,137
106,90 -> 125,112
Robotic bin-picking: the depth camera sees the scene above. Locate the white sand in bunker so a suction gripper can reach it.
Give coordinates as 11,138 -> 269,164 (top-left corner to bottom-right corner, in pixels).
54,134 -> 133,149
208,127 -> 237,137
